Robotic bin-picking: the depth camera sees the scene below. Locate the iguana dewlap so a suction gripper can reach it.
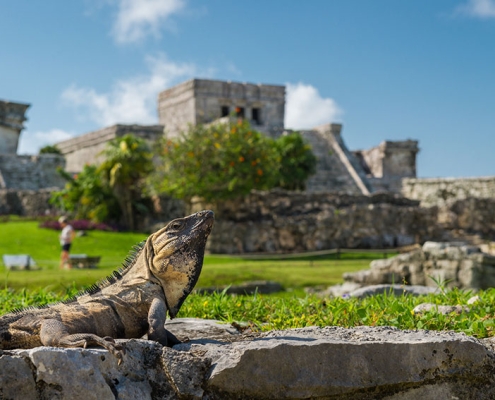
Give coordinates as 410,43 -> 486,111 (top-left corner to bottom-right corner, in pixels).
0,210 -> 214,362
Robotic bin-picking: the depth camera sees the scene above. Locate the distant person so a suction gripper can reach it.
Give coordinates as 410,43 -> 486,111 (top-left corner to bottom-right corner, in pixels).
59,216 -> 75,269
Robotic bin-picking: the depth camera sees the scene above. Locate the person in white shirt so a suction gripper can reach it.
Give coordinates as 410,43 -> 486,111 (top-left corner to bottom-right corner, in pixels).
59,216 -> 75,269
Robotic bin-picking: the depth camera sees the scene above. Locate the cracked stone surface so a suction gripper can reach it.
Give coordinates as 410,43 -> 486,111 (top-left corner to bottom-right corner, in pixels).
1,320 -> 495,399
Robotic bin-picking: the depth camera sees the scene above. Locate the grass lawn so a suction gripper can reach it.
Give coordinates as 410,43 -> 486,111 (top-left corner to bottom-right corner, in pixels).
2,221 -> 493,340
0,220 -> 388,293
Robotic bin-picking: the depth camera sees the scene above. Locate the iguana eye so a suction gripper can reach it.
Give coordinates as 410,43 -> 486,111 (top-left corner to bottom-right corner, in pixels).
169,220 -> 184,231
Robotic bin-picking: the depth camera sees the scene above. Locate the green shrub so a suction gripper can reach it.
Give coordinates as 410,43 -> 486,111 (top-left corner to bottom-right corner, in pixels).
50,164 -> 118,223
154,121 -> 317,202
50,134 -> 153,230
154,120 -> 280,202
98,134 -> 154,230
275,132 -> 317,190
39,145 -> 62,155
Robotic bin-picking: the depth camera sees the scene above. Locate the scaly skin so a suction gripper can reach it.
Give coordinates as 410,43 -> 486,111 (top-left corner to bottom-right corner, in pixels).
0,210 -> 214,362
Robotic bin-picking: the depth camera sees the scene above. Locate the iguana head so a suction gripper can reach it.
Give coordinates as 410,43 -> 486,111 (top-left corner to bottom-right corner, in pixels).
148,210 -> 214,318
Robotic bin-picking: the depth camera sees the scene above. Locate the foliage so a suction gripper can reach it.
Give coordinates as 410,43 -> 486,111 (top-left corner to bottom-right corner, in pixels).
154,120 -> 280,202
50,165 -> 119,223
177,287 -> 495,339
0,287 -> 78,315
50,134 -> 153,230
39,145 -> 62,155
98,134 -> 154,230
275,132 -> 317,190
2,284 -> 495,340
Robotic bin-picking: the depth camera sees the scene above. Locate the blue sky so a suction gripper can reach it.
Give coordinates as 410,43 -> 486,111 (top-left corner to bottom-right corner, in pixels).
1,0 -> 494,178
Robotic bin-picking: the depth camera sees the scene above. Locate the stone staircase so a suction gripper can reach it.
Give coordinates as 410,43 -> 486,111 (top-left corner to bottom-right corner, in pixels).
299,123 -> 372,194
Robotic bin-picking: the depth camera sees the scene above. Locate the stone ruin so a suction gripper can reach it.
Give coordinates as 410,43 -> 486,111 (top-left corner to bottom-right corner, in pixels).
54,78 -> 419,196
0,99 -> 66,192
3,317 -> 495,399
338,241 -> 495,295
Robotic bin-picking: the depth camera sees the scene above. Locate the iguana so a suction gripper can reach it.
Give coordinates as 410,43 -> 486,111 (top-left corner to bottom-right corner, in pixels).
0,210 -> 214,363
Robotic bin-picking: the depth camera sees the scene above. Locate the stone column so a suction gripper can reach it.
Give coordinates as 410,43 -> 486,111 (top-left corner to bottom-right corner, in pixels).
0,100 -> 30,154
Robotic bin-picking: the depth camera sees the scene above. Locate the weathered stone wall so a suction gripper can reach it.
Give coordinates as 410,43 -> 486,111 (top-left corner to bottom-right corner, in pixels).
56,124 -> 164,173
354,140 -> 419,193
5,186 -> 495,251
438,197 -> 495,239
190,190 -> 444,254
0,154 -> 66,190
402,176 -> 495,207
0,188 -> 59,216
158,78 -> 286,138
0,126 -> 21,155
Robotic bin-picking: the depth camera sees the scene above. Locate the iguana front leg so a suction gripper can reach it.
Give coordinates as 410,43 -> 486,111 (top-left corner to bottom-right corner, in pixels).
39,319 -> 125,363
147,297 -> 181,346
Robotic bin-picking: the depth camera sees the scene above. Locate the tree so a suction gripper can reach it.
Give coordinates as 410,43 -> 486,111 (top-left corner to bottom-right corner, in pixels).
39,145 -> 62,155
50,165 -> 118,222
154,120 -> 281,203
50,134 -> 154,230
153,120 -> 317,202
98,134 -> 154,231
275,132 -> 317,191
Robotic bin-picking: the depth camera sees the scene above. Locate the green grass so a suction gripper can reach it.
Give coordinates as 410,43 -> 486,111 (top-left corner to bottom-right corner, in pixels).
0,220 -> 148,291
180,287 -> 495,339
0,285 -> 493,339
0,220 -> 382,292
0,220 -> 492,339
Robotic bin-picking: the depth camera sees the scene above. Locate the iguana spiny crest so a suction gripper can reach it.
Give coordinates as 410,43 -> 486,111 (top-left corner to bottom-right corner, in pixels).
0,210 -> 214,362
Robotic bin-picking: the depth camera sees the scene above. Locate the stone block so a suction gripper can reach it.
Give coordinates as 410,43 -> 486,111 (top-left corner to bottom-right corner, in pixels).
0,354 -> 38,399
458,259 -> 482,289
2,322 -> 495,399
349,284 -> 439,299
370,258 -> 393,271
481,266 -> 495,289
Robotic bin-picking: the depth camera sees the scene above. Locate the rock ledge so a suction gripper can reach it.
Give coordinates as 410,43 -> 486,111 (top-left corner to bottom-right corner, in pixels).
1,318 -> 495,399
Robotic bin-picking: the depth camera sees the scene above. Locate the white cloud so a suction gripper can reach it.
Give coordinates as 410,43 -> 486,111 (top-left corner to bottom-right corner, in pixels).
17,129 -> 75,155
285,82 -> 343,130
61,54 -> 199,127
112,0 -> 185,43
456,0 -> 495,18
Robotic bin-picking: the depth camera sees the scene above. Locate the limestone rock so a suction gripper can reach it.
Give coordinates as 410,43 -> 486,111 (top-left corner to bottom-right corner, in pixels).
165,317 -> 240,342
7,339 -> 175,400
413,303 -> 470,315
178,325 -> 495,399
343,241 -> 495,291
197,280 -> 284,295
349,284 -> 439,299
161,347 -> 210,399
2,322 -> 495,399
316,281 -> 362,298
0,353 -> 38,399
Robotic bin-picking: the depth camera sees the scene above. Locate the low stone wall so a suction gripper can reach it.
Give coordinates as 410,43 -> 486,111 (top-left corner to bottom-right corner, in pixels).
0,154 -> 66,190
0,188 -> 59,216
4,188 -> 495,252
192,190 -> 444,254
438,197 -> 495,239
402,176 -> 495,207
